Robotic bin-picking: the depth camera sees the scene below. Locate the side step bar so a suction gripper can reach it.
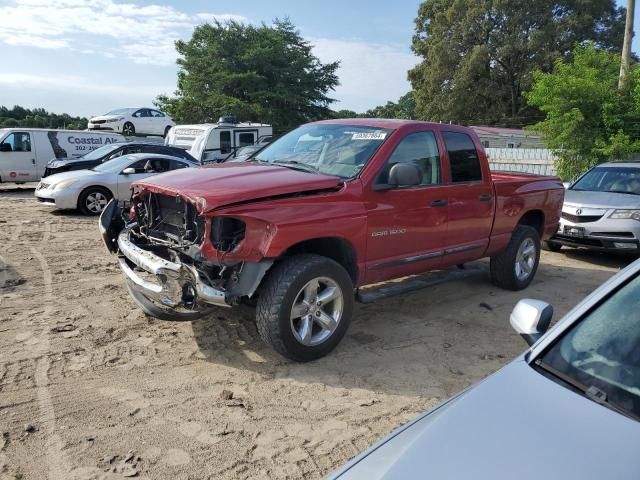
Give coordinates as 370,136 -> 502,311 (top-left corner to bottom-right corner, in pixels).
356,265 -> 487,304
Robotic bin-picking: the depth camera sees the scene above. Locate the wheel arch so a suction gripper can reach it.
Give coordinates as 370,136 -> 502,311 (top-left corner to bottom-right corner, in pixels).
280,237 -> 359,285
517,210 -> 545,238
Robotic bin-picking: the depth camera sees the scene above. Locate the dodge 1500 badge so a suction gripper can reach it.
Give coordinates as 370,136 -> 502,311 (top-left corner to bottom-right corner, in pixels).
100,119 -> 564,361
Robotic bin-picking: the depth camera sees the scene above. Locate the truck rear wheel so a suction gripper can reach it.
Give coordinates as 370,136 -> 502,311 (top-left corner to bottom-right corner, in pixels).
490,225 -> 540,291
256,254 -> 354,362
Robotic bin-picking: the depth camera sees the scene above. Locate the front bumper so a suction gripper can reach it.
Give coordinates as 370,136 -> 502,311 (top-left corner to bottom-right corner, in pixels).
115,230 -> 230,308
34,183 -> 80,210
551,209 -> 640,252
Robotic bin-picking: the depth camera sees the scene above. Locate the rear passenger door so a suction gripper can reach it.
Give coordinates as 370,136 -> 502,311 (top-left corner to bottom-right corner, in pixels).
441,131 -> 494,265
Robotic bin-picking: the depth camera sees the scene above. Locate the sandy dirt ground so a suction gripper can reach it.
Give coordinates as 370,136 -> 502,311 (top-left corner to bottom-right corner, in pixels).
0,184 -> 633,480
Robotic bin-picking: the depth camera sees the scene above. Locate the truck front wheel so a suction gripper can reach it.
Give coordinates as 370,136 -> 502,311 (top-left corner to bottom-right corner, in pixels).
256,254 -> 354,362
490,225 -> 540,291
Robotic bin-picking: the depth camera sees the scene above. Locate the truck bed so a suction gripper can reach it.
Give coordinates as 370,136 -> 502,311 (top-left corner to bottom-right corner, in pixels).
489,171 -> 565,249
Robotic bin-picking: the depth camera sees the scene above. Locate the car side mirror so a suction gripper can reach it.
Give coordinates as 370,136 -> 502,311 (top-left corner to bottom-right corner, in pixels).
0,143 -> 11,152
510,299 -> 553,346
121,167 -> 135,175
389,163 -> 422,187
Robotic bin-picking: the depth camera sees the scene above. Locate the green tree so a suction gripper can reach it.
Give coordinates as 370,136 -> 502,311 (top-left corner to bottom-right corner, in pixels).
156,19 -> 340,132
409,0 -> 625,127
527,43 -> 640,179
0,105 -> 87,129
364,92 -> 417,119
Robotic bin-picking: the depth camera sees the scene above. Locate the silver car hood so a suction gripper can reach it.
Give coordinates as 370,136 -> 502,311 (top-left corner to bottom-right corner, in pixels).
43,169 -> 99,184
564,189 -> 640,209
334,360 -> 640,480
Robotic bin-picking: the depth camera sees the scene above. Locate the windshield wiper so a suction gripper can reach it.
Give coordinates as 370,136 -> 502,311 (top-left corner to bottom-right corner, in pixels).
272,160 -> 319,174
535,359 -> 639,421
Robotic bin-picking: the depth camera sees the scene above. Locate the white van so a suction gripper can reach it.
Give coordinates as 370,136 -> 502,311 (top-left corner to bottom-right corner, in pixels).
0,128 -> 125,183
165,117 -> 272,163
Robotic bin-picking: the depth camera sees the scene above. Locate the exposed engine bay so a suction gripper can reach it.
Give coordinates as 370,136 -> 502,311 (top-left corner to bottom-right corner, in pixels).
99,194 -> 271,315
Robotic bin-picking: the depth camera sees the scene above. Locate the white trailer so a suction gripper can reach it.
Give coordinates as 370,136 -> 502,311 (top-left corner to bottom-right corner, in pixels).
165,117 -> 272,163
0,128 -> 125,183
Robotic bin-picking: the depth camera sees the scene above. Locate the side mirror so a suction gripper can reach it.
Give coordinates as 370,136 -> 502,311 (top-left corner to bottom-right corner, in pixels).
510,299 -> 553,346
388,163 -> 422,187
121,167 -> 135,175
0,143 -> 11,152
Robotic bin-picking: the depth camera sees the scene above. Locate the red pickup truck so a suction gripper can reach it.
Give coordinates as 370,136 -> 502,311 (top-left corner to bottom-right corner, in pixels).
100,119 -> 564,361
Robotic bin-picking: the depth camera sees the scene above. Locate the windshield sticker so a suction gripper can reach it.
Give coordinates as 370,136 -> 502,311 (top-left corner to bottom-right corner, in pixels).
352,131 -> 387,140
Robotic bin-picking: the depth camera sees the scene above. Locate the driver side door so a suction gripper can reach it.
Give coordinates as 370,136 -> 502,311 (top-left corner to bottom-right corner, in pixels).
364,130 -> 449,284
115,159 -> 157,199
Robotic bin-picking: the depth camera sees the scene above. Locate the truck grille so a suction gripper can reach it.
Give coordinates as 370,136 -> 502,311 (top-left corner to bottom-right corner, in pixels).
561,212 -> 603,223
137,193 -> 203,246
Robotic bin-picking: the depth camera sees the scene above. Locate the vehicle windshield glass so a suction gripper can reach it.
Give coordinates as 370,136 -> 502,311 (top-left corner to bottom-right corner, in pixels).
252,124 -> 392,178
80,144 -> 121,160
92,155 -> 134,173
106,108 -> 135,116
540,274 -> 640,420
571,166 -> 640,195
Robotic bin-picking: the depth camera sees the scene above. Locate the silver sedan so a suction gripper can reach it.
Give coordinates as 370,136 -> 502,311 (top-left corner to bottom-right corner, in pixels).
330,259 -> 640,479
35,153 -> 197,215
549,162 -> 640,252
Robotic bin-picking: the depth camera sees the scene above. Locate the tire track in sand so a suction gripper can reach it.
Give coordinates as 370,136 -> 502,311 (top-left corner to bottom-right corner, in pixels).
29,221 -> 71,479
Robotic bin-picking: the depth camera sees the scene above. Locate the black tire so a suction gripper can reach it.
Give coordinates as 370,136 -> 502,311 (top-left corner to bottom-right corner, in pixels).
490,225 -> 541,291
123,122 -> 135,136
256,254 -> 354,362
78,186 -> 112,216
125,280 -> 212,321
542,240 -> 563,252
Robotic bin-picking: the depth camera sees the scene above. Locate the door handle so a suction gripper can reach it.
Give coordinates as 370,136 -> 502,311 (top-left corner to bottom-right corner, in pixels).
479,194 -> 492,202
430,199 -> 448,207
32,158 -> 36,165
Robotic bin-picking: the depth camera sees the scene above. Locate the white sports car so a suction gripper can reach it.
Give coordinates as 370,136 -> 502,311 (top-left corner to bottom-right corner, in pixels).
88,108 -> 175,137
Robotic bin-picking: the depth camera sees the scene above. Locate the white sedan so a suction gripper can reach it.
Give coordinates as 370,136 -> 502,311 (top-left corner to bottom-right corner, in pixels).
88,108 -> 175,137
35,153 -> 197,215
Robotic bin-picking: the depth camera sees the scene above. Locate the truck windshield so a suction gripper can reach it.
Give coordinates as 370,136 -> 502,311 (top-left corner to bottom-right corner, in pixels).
80,144 -> 121,161
538,274 -> 640,420
252,124 -> 392,179
572,166 -> 640,195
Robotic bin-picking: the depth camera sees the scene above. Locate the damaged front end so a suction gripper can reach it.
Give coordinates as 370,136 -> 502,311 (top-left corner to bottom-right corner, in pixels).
99,193 -> 272,319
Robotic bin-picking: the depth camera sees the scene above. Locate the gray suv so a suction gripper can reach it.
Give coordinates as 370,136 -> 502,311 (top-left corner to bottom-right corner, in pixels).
549,162 -> 640,252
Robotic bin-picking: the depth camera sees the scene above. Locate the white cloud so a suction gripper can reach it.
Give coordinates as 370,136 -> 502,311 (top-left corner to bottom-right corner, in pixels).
0,0 -> 247,66
0,72 -> 174,117
311,37 -> 419,112
0,73 -> 167,97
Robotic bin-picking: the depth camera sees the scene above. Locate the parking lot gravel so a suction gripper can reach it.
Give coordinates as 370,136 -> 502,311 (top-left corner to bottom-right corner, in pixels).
0,184 -> 630,479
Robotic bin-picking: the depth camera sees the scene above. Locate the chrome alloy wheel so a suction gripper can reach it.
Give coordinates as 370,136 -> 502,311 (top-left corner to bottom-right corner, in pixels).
86,191 -> 109,213
515,237 -> 536,281
290,276 -> 344,347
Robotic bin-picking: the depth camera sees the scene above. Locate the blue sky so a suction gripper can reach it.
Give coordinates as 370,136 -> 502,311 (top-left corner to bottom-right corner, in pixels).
0,0 -> 637,119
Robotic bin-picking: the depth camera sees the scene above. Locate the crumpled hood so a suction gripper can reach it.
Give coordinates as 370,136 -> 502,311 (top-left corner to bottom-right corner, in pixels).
335,360 -> 640,480
133,162 -> 343,213
565,189 -> 640,209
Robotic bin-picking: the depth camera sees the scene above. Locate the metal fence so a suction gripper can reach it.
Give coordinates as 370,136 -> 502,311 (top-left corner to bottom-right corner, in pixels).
486,148 -> 556,176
